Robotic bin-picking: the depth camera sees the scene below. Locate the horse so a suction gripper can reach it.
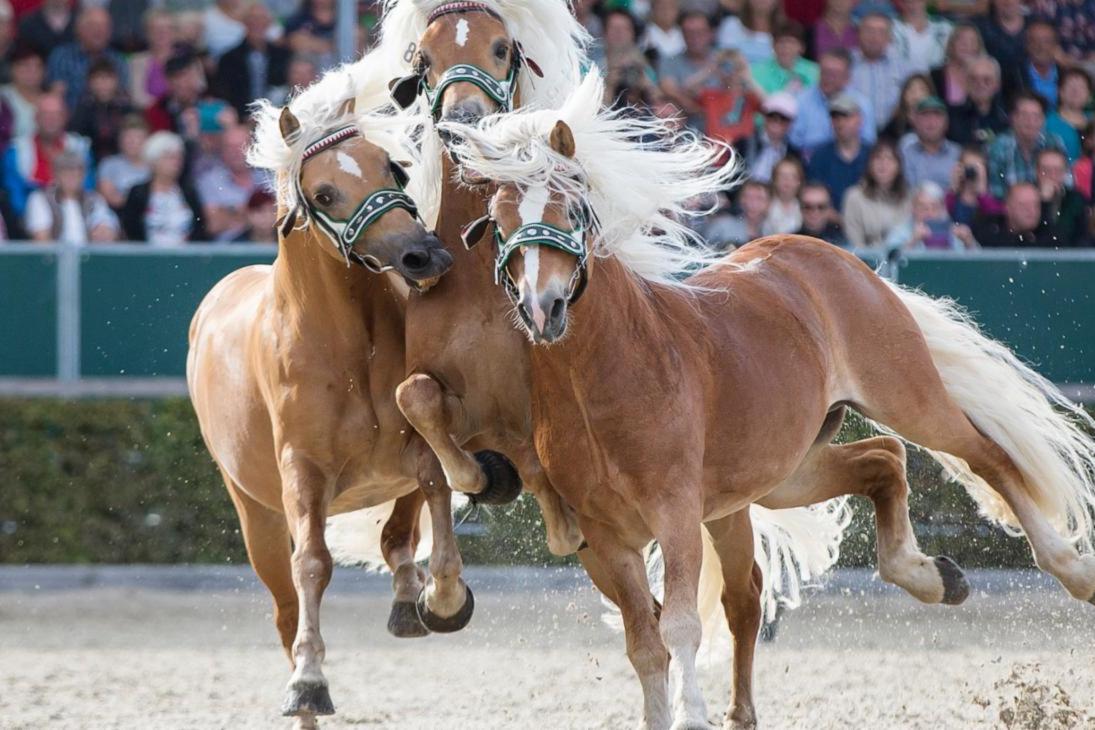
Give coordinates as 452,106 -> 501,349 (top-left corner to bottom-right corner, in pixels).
444,71 -> 1095,729
187,67 -> 467,729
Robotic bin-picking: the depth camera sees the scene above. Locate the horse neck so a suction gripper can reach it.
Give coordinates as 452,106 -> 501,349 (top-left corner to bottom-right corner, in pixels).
272,226 -> 398,337
435,154 -> 498,296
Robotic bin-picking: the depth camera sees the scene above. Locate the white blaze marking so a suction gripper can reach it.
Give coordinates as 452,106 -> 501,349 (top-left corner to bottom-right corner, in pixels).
518,183 -> 550,225
455,18 -> 470,47
516,184 -> 552,331
336,151 -> 363,179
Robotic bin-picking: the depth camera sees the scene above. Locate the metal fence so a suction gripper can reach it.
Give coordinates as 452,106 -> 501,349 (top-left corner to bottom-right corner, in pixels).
2,242 -> 1094,399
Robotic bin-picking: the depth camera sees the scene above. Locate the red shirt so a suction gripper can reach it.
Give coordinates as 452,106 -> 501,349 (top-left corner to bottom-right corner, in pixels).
698,89 -> 762,147
31,135 -> 65,187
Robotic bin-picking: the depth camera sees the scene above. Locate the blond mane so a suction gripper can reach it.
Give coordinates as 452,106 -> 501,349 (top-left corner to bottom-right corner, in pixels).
442,71 -> 744,286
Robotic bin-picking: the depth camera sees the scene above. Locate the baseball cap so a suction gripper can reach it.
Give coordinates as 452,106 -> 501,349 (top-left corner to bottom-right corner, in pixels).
762,92 -> 798,120
828,93 -> 860,115
915,95 -> 947,113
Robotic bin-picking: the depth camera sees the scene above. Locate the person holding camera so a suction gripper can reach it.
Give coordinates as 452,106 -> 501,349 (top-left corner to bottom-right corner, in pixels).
946,147 -> 999,227
885,181 -> 978,251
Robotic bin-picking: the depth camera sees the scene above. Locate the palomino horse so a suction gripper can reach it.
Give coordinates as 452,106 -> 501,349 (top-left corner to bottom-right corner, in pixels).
187,68 -> 465,729
329,0 -> 594,563
446,72 -> 1095,729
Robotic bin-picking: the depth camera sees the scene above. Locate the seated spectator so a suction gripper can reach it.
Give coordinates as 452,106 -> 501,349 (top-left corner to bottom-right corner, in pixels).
278,54 -> 321,103
642,0 -> 685,61
17,0 -> 73,59
25,150 -> 119,244
795,181 -> 847,246
697,51 -> 763,147
97,115 -> 150,210
1073,122 -> 1095,202
892,0 -> 953,73
594,10 -> 660,109
46,7 -> 129,112
764,156 -> 804,234
1035,147 -> 1089,247
987,91 -> 1066,199
717,0 -> 783,64
127,10 -> 176,110
285,0 -> 336,71
842,140 -> 913,248
191,99 -> 239,180
203,0 -> 246,61
231,189 -> 277,243
972,181 -> 1054,247
197,124 -> 262,240
881,73 -> 934,142
976,0 -> 1026,87
1045,68 -> 1092,164
659,12 -> 722,133
849,12 -> 909,134
2,93 -> 92,217
1030,0 -> 1095,64
1,43 -> 44,140
216,1 -> 291,120
806,94 -> 870,210
742,92 -> 799,183
121,131 -> 206,245
885,181 -> 977,250
147,52 -> 207,138
946,147 -> 998,225
68,59 -> 134,161
811,0 -> 857,59
899,96 -> 961,189
722,181 -> 771,247
947,54 -> 1009,147
1021,20 -> 1061,109
930,23 -> 983,109
789,49 -> 875,154
750,21 -> 817,97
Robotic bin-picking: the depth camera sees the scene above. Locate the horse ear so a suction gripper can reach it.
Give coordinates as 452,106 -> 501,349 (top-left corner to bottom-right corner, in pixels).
278,207 -> 299,238
513,42 -> 543,78
389,74 -> 422,109
336,96 -> 356,118
461,214 -> 493,249
279,106 -> 301,143
389,160 -> 410,189
548,120 -> 576,158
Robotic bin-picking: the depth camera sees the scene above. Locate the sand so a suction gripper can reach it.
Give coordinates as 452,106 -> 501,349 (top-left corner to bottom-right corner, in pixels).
1,567 -> 1093,729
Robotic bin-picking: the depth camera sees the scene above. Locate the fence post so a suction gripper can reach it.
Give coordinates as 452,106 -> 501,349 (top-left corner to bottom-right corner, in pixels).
56,242 -> 80,382
336,0 -> 356,63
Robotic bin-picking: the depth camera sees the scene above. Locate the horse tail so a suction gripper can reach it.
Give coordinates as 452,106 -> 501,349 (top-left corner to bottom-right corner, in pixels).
887,282 -> 1095,552
610,502 -> 849,656
325,501 -> 434,570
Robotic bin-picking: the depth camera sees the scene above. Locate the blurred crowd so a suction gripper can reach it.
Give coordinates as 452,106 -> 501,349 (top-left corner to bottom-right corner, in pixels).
0,0 -> 1092,250
585,0 -> 1095,250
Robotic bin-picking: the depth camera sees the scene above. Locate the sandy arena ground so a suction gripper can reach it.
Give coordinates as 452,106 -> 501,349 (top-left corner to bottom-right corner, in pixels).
1,566 -> 1094,729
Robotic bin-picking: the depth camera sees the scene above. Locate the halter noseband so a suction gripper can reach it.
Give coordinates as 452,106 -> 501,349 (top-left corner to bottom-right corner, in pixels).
295,125 -> 419,271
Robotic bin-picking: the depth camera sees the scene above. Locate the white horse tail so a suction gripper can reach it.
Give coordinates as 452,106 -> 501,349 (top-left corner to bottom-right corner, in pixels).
325,501 -> 434,570
616,501 -> 849,656
887,282 -> 1095,553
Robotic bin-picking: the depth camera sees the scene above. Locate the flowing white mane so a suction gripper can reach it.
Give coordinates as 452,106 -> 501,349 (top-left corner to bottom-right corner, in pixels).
247,64 -> 425,217
342,0 -> 591,227
441,71 -> 743,285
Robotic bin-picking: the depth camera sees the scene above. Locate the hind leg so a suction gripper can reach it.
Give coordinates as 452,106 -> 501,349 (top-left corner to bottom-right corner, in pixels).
224,474 -> 298,658
705,512 -> 761,730
381,490 -> 429,638
762,437 -> 969,604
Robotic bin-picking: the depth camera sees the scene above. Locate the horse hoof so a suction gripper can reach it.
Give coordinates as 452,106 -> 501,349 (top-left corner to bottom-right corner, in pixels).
470,450 -> 522,505
416,582 -> 475,633
387,600 -> 430,638
282,680 -> 335,717
935,556 -> 970,605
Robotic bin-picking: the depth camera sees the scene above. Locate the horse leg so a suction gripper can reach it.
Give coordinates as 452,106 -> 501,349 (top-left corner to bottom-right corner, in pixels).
381,490 -> 429,638
643,499 -> 709,730
223,474 -> 298,658
704,512 -> 761,730
761,436 -> 967,604
518,454 -> 584,555
582,517 -> 670,730
279,457 -> 336,720
413,441 -> 474,632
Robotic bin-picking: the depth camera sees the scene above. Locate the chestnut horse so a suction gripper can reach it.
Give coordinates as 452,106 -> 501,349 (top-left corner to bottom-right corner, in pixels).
446,73 -> 1095,729
188,68 -> 466,729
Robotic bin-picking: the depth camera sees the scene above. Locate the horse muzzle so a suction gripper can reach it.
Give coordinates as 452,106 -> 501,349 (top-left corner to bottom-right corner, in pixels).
518,288 -> 568,344
394,232 -> 454,287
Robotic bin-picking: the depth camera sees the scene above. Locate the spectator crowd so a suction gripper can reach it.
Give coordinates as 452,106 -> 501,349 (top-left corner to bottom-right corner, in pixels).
0,0 -> 1092,250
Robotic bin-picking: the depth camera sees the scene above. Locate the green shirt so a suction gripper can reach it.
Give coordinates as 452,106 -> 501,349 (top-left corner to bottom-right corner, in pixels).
749,58 -> 819,96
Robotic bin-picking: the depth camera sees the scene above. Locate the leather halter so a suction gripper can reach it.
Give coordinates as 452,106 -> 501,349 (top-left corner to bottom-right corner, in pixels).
295,125 -> 418,271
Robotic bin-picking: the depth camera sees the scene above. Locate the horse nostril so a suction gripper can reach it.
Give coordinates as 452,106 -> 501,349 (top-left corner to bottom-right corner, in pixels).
402,249 -> 430,272
549,297 -> 566,323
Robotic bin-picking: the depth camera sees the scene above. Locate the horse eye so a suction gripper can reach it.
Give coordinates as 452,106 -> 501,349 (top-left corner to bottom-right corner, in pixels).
493,43 -> 509,61
314,192 -> 333,207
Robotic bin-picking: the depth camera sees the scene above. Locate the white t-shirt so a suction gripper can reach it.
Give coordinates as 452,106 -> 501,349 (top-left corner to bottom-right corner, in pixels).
146,188 -> 194,246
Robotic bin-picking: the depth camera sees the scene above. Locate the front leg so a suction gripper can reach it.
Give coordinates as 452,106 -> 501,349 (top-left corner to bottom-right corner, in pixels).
396,373 -> 521,504
381,490 -> 429,638
279,454 -> 336,721
521,463 -> 585,556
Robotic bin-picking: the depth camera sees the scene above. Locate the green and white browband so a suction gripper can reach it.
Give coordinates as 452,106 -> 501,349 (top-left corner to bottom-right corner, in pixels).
494,221 -> 586,285
423,62 -> 519,118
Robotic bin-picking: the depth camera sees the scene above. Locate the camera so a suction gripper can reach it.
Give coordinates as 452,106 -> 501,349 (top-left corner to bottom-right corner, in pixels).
963,165 -> 979,182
